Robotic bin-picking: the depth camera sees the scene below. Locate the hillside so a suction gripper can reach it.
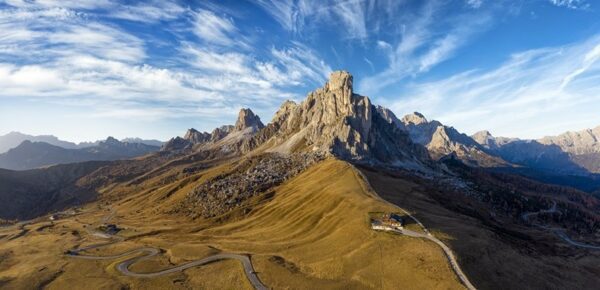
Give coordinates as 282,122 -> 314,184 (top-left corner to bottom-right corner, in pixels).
0,159 -> 464,289
0,161 -> 110,220
359,164 -> 600,290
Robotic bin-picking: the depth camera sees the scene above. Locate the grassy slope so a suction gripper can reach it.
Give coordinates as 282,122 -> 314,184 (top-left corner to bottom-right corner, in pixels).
191,159 -> 463,289
0,159 -> 463,289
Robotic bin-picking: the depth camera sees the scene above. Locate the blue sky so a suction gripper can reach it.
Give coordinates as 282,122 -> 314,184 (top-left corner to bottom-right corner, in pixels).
0,0 -> 599,142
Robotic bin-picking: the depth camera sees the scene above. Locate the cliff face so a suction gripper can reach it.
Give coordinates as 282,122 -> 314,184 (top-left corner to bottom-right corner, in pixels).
255,71 -> 428,166
393,112 -> 507,167
472,128 -> 600,174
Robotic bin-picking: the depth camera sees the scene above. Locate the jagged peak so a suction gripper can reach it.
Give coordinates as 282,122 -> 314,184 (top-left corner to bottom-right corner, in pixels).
184,128 -> 210,144
326,70 -> 353,93
472,130 -> 493,138
185,128 -> 199,134
103,136 -> 121,145
402,112 -> 428,125
234,108 -> 264,132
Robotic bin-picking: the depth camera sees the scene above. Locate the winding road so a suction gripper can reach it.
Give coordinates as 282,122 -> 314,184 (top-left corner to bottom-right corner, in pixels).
353,168 -> 477,290
522,201 -> 600,250
65,209 -> 267,290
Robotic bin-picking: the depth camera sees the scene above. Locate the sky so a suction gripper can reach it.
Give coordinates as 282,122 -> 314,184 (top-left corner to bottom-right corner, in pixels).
0,0 -> 599,142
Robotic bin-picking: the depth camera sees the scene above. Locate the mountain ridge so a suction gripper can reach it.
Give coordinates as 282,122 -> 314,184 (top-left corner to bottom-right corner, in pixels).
0,137 -> 159,170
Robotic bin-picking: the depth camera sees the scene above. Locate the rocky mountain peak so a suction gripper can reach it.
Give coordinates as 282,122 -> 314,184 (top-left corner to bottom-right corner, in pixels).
402,112 -> 428,125
235,108 -> 264,132
326,70 -> 353,94
473,130 -> 493,138
249,70 -> 429,166
184,128 -> 211,144
471,130 -> 495,146
103,136 -> 121,146
211,125 -> 234,142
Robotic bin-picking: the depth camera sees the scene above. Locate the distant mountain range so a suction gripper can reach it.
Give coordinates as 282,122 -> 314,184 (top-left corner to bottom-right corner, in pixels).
0,137 -> 159,170
0,131 -> 164,153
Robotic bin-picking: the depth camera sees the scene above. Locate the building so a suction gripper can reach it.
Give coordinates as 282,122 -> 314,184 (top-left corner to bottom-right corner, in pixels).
371,213 -> 404,231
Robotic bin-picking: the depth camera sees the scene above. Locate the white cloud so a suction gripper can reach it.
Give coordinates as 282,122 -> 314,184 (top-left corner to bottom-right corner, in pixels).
254,0 -> 380,40
332,0 -> 367,39
359,1 -> 491,95
110,1 -> 185,23
385,34 -> 600,139
192,8 -> 241,47
466,0 -> 483,9
3,0 -> 113,10
548,0 -> 590,10
184,46 -> 251,74
0,7 -> 146,62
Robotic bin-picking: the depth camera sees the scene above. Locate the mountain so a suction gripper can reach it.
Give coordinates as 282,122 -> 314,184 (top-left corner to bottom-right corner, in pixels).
0,132 -> 79,153
471,130 -> 591,175
252,71 -> 429,166
2,71 -> 600,290
161,108 -> 264,152
0,161 -> 109,220
120,137 -> 164,147
0,132 -> 164,154
385,111 -> 507,167
539,126 -> 600,173
0,137 -> 159,170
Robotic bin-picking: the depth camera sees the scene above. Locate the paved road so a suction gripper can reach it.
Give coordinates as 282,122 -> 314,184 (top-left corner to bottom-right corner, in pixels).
521,201 -> 557,222
391,228 -> 476,290
353,168 -> 477,290
522,201 -> 600,250
65,209 -> 268,290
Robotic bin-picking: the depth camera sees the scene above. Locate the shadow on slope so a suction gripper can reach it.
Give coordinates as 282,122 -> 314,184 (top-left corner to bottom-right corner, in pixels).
358,163 -> 600,290
0,161 -> 110,220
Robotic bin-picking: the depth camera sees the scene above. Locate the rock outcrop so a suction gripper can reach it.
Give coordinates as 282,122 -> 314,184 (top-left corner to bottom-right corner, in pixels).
539,126 -> 600,155
210,125 -> 234,142
472,128 -> 600,174
184,128 -> 211,144
398,112 -> 506,167
471,130 -> 517,150
161,109 -> 264,154
254,71 -> 429,166
234,108 -> 264,132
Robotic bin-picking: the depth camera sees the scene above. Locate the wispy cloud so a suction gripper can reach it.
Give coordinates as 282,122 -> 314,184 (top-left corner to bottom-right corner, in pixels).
386,34 -> 600,138
192,8 -> 244,47
359,1 -> 492,95
110,0 -> 185,23
0,7 -> 145,62
466,0 -> 483,9
548,0 -> 590,10
253,0 -> 379,40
